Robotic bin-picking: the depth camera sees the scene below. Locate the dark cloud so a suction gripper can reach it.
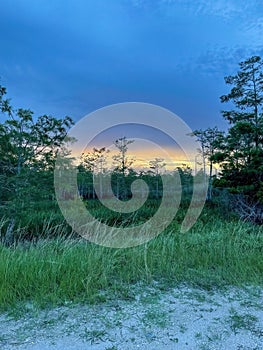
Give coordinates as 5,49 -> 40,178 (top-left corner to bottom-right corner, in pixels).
0,0 -> 261,131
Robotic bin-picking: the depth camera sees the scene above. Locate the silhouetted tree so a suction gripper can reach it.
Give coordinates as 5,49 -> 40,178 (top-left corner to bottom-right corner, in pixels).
112,137 -> 134,199
217,56 -> 263,202
191,127 -> 224,200
149,158 -> 166,198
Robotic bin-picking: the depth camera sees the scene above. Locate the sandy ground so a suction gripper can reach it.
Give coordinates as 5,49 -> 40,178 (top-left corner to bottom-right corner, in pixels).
0,284 -> 263,350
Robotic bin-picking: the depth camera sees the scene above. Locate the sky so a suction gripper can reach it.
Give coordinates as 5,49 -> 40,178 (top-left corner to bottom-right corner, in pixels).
1,0 -> 263,168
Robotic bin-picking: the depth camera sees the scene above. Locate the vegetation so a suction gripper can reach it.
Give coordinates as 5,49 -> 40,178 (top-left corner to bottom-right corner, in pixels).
0,85 -> 74,244
192,56 -> 263,223
0,55 -> 262,309
218,56 -> 263,200
0,208 -> 262,310
190,127 -> 224,200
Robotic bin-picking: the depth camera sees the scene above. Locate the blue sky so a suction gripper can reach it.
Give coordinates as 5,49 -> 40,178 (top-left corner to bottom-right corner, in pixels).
1,0 -> 263,132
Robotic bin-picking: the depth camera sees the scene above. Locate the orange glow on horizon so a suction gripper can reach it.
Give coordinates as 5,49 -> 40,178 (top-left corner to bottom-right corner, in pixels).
71,138 -> 198,172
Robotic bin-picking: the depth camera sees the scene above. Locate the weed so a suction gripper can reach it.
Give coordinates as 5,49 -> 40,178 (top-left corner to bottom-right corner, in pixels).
228,311 -> 258,334
141,307 -> 170,328
82,328 -> 108,344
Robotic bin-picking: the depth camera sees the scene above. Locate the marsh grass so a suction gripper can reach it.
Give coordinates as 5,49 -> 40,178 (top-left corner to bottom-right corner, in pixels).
0,205 -> 262,311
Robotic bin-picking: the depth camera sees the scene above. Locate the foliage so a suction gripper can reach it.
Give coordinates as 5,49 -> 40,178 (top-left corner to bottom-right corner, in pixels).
191,127 -> 224,200
1,54 -> 263,240
217,56 -> 263,203
112,137 -> 135,199
149,158 -> 166,198
0,207 -> 263,309
0,84 -> 74,243
79,147 -> 110,198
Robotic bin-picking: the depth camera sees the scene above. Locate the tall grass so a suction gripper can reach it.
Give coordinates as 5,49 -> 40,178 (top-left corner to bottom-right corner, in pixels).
0,207 -> 262,310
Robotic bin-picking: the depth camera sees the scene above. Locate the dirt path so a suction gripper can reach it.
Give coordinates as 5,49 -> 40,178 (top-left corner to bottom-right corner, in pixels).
1,284 -> 263,350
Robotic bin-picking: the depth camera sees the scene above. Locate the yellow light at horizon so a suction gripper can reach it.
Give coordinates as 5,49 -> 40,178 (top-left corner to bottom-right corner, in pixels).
75,138 -> 197,172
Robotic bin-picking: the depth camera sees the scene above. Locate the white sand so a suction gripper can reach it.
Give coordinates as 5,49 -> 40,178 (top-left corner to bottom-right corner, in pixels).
1,284 -> 262,350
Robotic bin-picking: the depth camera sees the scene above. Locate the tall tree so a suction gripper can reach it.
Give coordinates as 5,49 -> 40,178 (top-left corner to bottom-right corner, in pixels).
218,55 -> 263,202
0,83 -> 74,243
149,157 -> 166,198
191,127 -> 224,200
0,84 -> 13,175
176,163 -> 193,195
0,84 -> 74,176
80,147 -> 110,198
112,137 -> 134,199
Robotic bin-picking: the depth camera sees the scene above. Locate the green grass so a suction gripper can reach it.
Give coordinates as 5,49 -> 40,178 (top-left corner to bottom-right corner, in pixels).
0,206 -> 262,311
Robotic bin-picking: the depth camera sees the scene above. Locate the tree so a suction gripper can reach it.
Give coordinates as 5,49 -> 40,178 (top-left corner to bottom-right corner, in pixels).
0,84 -> 13,175
112,137 -> 134,199
80,147 -> 110,198
0,84 -> 74,176
191,127 -> 224,200
218,55 -> 263,202
176,163 -> 193,195
0,83 -> 74,243
149,158 -> 166,198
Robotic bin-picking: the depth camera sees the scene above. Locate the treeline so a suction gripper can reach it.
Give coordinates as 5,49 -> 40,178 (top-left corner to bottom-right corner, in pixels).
0,55 -> 262,242
77,138 -> 193,200
191,56 -> 263,223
